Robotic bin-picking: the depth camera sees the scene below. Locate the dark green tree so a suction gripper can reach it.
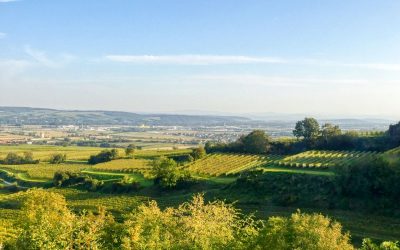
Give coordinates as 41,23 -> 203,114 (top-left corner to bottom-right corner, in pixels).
50,153 -> 67,164
293,118 -> 320,143
388,121 -> 400,146
151,157 -> 180,188
320,123 -> 341,144
190,146 -> 206,160
125,144 -> 135,157
239,130 -> 271,154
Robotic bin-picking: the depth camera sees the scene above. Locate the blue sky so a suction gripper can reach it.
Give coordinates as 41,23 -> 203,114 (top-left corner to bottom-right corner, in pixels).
0,0 -> 400,118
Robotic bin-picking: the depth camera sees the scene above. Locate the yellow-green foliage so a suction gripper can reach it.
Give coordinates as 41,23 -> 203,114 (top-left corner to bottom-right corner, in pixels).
93,158 -> 151,174
12,189 -> 115,250
122,194 -> 249,249
16,189 -> 76,249
270,150 -> 381,169
253,211 -> 354,250
0,189 -> 368,250
1,163 -> 88,180
134,149 -> 192,158
0,145 -> 106,161
186,153 -> 277,176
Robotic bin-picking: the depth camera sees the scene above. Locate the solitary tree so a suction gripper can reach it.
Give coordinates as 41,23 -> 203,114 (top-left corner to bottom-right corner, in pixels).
388,121 -> 400,146
190,146 -> 206,160
151,157 -> 180,188
293,118 -> 320,143
239,130 -> 271,154
125,144 -> 136,157
321,123 -> 341,144
50,153 -> 67,164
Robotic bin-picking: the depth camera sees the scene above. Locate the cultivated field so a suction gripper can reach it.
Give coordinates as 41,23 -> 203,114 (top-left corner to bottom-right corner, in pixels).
265,150 -> 381,169
186,153 -> 273,176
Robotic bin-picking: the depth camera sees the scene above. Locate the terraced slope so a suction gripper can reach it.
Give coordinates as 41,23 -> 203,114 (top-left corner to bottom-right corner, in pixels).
265,150 -> 381,169
92,158 -> 152,174
186,153 -> 278,176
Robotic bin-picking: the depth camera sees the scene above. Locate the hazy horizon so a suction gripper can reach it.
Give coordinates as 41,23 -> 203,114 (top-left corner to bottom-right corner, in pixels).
1,1 -> 399,118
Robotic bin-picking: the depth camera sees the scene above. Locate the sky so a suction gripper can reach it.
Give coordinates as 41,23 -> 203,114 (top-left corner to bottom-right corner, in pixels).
0,0 -> 400,118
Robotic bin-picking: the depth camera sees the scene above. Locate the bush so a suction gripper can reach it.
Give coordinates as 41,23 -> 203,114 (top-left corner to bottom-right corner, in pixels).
49,153 -> 67,164
253,211 -> 353,250
88,149 -> 119,164
0,152 -> 39,165
151,157 -> 195,189
53,171 -> 104,191
334,156 -> 400,198
190,146 -> 206,160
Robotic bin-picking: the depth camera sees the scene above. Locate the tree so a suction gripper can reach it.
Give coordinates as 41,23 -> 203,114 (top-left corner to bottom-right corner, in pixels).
151,157 -> 181,188
239,130 -> 271,154
88,149 -> 119,164
121,194 -> 257,250
334,156 -> 400,199
15,189 -> 114,250
50,153 -> 67,164
388,121 -> 400,146
293,118 -> 320,143
1,152 -> 39,165
190,146 -> 206,160
253,211 -> 353,250
320,123 -> 341,144
23,152 -> 34,163
361,238 -> 400,250
16,189 -> 76,249
125,144 -> 135,157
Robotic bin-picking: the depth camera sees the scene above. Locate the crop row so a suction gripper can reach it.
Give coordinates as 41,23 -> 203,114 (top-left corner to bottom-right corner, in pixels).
186,154 -> 274,176
92,158 -> 152,174
265,150 -> 381,169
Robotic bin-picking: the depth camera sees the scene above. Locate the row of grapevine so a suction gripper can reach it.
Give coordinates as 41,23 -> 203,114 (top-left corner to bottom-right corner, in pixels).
186,153 -> 276,176
265,150 -> 381,169
92,158 -> 152,174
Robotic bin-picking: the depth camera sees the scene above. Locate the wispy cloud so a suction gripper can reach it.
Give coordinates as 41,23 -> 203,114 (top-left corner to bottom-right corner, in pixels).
0,0 -> 19,2
104,54 -> 400,72
105,55 -> 286,65
0,32 -> 6,39
190,74 -> 399,87
24,46 -> 58,67
24,45 -> 76,68
344,63 -> 400,71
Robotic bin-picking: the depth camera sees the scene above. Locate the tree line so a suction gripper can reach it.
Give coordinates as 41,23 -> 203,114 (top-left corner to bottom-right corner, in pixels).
205,118 -> 400,155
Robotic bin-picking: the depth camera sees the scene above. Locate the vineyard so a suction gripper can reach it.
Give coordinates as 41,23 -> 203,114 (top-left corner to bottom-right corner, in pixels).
0,163 -> 88,180
185,153 -> 275,176
0,145 -> 106,161
92,158 -> 152,174
265,150 -> 381,169
185,150 -> 383,177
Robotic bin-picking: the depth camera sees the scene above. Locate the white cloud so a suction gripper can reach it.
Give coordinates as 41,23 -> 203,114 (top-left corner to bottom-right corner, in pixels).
0,32 -> 6,39
24,46 -> 58,67
104,54 -> 400,72
24,45 -> 76,68
344,63 -> 400,71
0,0 -> 18,2
105,54 -> 286,65
189,74 -> 399,87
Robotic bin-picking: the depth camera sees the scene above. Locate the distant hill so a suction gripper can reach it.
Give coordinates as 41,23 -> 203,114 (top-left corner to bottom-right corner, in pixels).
0,107 -> 251,126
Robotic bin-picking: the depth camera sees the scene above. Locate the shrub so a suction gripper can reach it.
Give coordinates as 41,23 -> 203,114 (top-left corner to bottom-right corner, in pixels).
49,153 -> 67,164
88,149 -> 119,164
0,152 -> 39,165
53,171 -> 104,191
